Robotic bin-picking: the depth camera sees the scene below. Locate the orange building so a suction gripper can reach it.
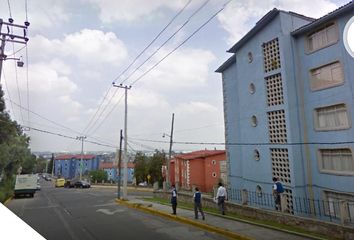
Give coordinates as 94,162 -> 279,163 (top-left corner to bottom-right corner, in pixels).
169,150 -> 226,192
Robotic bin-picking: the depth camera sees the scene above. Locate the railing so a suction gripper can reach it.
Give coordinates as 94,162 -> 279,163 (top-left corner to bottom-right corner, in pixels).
227,187 -> 354,225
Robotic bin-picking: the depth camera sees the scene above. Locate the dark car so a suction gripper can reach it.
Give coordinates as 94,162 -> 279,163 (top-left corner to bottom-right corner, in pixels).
64,180 -> 77,188
74,180 -> 90,188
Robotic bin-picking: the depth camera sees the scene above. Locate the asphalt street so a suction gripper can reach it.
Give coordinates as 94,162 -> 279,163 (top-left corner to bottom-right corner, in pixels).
7,180 -> 226,240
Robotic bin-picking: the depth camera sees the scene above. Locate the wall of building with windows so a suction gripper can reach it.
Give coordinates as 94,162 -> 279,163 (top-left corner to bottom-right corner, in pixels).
292,9 -> 354,201
217,3 -> 354,219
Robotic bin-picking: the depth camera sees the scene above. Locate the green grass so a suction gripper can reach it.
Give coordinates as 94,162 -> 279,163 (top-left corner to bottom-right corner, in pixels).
141,197 -> 332,240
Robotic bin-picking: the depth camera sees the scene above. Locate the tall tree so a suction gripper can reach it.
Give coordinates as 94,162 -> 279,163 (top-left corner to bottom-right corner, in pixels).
133,151 -> 148,184
148,150 -> 165,186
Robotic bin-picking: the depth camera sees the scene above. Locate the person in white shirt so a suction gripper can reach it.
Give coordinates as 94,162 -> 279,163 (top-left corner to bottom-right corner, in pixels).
215,182 -> 227,215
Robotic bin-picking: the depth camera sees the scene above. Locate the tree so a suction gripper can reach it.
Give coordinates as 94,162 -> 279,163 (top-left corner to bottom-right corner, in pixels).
0,85 -> 33,179
147,150 -> 165,186
133,152 -> 148,184
89,169 -> 108,183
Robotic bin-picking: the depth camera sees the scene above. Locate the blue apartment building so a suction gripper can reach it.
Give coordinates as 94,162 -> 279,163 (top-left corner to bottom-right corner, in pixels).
216,2 -> 354,219
54,154 -> 101,179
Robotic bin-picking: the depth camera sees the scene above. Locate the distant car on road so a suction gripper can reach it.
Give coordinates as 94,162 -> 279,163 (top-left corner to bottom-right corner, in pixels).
64,179 -> 78,188
74,180 -> 90,188
36,183 -> 41,191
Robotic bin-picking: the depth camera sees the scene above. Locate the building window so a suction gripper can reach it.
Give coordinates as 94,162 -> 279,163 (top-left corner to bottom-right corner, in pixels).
248,52 -> 253,63
251,115 -> 258,127
211,160 -> 216,165
267,110 -> 287,143
318,148 -> 354,174
249,83 -> 256,94
212,172 -> 217,178
265,73 -> 284,106
307,22 -> 338,53
314,104 -> 350,131
324,191 -> 354,218
310,61 -> 344,90
263,38 -> 281,73
256,185 -> 262,197
254,149 -> 260,160
271,148 -> 291,185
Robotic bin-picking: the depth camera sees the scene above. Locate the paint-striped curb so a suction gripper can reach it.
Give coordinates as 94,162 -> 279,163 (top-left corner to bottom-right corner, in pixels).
4,197 -> 12,206
115,199 -> 252,240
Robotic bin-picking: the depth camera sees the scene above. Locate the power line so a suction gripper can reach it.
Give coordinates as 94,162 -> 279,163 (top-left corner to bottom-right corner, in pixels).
117,0 -> 193,85
119,0 -> 211,85
81,0 -> 192,135
129,0 -> 233,87
26,125 -> 117,149
130,137 -> 354,146
86,92 -> 125,137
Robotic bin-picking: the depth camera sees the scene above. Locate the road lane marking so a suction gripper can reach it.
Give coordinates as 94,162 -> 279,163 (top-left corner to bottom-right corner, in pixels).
96,208 -> 125,215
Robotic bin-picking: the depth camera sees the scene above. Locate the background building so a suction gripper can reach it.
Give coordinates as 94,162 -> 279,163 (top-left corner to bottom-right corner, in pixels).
216,2 -> 354,217
170,150 -> 226,192
54,154 -> 101,179
99,162 -> 135,183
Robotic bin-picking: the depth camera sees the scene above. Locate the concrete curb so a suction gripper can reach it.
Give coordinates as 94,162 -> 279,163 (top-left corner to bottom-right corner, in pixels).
91,185 -> 153,192
4,196 -> 12,206
115,199 -> 252,240
149,201 -> 328,240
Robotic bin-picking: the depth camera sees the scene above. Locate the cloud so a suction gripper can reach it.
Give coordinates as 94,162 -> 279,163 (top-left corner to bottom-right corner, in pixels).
30,29 -> 128,66
82,0 -> 188,23
175,101 -> 218,114
218,0 -> 338,44
134,47 -> 215,90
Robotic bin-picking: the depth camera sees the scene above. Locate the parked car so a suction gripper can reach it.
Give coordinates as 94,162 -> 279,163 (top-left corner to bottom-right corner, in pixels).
74,180 -> 90,188
64,179 -> 77,188
55,178 -> 65,187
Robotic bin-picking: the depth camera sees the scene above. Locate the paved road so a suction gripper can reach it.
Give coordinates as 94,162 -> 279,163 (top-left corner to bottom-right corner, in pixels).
7,180 -> 226,240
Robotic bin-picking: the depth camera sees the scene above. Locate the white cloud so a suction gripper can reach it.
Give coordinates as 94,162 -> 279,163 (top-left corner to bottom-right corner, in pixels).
83,0 -> 187,23
30,29 -> 128,66
218,0 -> 338,44
136,47 -> 215,90
175,101 -> 217,114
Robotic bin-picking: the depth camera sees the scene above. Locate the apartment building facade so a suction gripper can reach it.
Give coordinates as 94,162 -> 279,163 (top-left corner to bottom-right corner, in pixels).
216,2 -> 354,215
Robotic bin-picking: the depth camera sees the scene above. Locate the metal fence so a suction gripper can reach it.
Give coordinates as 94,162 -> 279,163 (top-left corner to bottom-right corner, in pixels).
227,188 -> 354,225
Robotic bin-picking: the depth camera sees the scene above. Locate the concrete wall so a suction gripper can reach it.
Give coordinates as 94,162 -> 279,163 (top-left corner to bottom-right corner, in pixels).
155,191 -> 354,239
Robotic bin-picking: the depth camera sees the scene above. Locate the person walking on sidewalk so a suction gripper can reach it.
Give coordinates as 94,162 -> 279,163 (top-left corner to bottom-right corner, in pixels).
170,184 -> 177,215
193,187 -> 205,220
272,177 -> 284,211
215,182 -> 227,215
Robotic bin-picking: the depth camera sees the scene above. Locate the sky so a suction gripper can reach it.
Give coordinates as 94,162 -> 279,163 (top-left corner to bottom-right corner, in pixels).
0,0 -> 350,154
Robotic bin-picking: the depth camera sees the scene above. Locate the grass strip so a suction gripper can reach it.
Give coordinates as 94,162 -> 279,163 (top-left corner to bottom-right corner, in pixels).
141,197 -> 331,240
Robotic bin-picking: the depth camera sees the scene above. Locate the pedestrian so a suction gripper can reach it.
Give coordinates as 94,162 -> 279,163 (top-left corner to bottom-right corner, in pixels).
193,187 -> 205,220
170,184 -> 177,215
272,177 -> 284,211
215,182 -> 227,215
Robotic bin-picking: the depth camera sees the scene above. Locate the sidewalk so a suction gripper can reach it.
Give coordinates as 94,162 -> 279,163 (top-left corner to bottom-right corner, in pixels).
116,197 -> 325,240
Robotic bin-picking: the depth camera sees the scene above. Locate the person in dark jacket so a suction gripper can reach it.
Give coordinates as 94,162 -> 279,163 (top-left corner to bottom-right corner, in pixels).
193,187 -> 205,220
170,184 -> 177,215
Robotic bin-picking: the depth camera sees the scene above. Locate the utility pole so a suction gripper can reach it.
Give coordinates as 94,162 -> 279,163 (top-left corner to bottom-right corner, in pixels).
117,129 -> 123,199
168,113 -> 174,189
163,113 -> 175,190
77,136 -> 87,180
0,18 -> 29,82
112,83 -> 131,199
